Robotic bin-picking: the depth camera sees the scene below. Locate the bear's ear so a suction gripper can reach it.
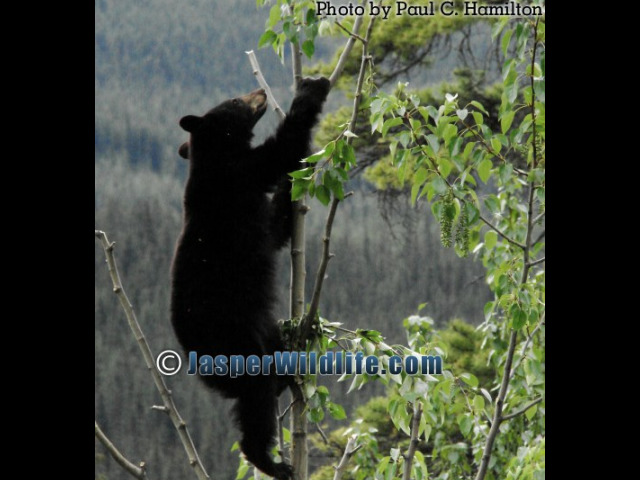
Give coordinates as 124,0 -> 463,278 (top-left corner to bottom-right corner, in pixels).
179,115 -> 203,133
178,142 -> 189,159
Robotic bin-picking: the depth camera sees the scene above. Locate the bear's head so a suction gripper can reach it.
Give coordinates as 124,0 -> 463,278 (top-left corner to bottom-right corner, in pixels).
179,88 -> 268,159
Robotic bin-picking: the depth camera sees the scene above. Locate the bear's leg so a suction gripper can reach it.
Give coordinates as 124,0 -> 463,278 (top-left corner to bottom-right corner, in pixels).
234,382 -> 293,480
269,178 -> 294,250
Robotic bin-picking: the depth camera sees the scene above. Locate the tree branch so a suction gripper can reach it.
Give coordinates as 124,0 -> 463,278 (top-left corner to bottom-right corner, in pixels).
288,15 -> 309,480
299,196 -> 342,341
478,214 -> 526,250
474,18 -> 542,480
95,420 -> 148,479
500,396 -> 543,422
333,435 -> 359,480
509,312 -> 545,381
95,230 -> 210,480
527,256 -> 545,268
246,50 -> 286,120
329,2 -> 366,87
402,402 -> 423,480
334,19 -> 366,44
299,6 -> 376,343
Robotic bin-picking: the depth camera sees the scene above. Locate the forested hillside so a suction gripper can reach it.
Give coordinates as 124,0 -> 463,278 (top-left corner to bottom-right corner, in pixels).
95,1 -> 511,479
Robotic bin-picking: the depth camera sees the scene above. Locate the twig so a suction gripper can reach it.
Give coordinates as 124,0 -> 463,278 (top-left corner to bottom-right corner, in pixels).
402,402 -> 423,480
527,256 -> 545,268
509,312 -> 545,381
500,396 -> 543,421
95,420 -> 148,479
333,435 -> 359,480
478,213 -> 526,250
299,196 -> 341,341
329,2 -> 366,87
334,19 -> 366,44
246,50 -> 286,120
315,423 -> 331,446
95,230 -> 210,480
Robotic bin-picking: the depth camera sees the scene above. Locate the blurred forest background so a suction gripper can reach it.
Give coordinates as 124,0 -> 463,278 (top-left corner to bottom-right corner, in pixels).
95,1 -> 503,478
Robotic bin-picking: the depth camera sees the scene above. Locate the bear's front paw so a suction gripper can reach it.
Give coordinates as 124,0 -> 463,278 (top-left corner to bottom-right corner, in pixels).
298,77 -> 330,99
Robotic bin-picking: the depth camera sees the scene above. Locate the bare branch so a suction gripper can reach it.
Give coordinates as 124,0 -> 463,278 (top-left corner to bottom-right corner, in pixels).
95,230 -> 210,480
246,50 -> 286,120
299,196 -> 341,341
533,229 -> 545,245
527,256 -> 545,268
315,423 -> 331,446
95,420 -> 148,479
329,2 -> 366,87
333,435 -> 359,480
402,402 -> 423,480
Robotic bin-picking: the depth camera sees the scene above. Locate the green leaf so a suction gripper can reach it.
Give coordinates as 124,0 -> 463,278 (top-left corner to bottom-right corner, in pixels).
268,4 -> 281,28
328,402 -> 346,420
484,195 -> 500,214
289,166 -> 314,179
501,111 -> 515,134
525,404 -> 538,421
469,100 -> 489,115
490,137 -> 502,154
480,388 -> 493,404
438,157 -> 453,178
411,167 -> 428,205
462,141 -> 476,160
306,7 -> 317,25
426,105 -> 439,121
258,30 -> 277,48
477,158 -> 492,183
291,180 -> 308,201
307,407 -> 324,423
443,123 -> 458,146
484,231 -> 498,250
501,28 -> 513,56
315,184 -> 331,206
301,40 -> 315,59
304,148 -> 326,164
431,176 -> 448,195
457,414 -> 473,436
473,395 -> 485,412
426,135 -> 439,154
510,304 -> 527,329
382,116 -> 404,137
459,372 -> 478,388
472,111 -> 483,126
235,462 -> 249,479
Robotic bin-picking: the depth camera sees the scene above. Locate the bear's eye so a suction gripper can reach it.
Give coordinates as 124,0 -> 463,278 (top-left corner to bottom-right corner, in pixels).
232,99 -> 239,106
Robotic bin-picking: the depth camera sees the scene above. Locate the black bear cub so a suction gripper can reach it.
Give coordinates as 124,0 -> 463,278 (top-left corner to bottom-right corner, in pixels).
171,77 -> 330,480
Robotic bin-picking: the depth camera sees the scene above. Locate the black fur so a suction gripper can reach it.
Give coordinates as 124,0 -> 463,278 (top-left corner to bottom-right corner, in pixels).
170,78 -> 330,480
